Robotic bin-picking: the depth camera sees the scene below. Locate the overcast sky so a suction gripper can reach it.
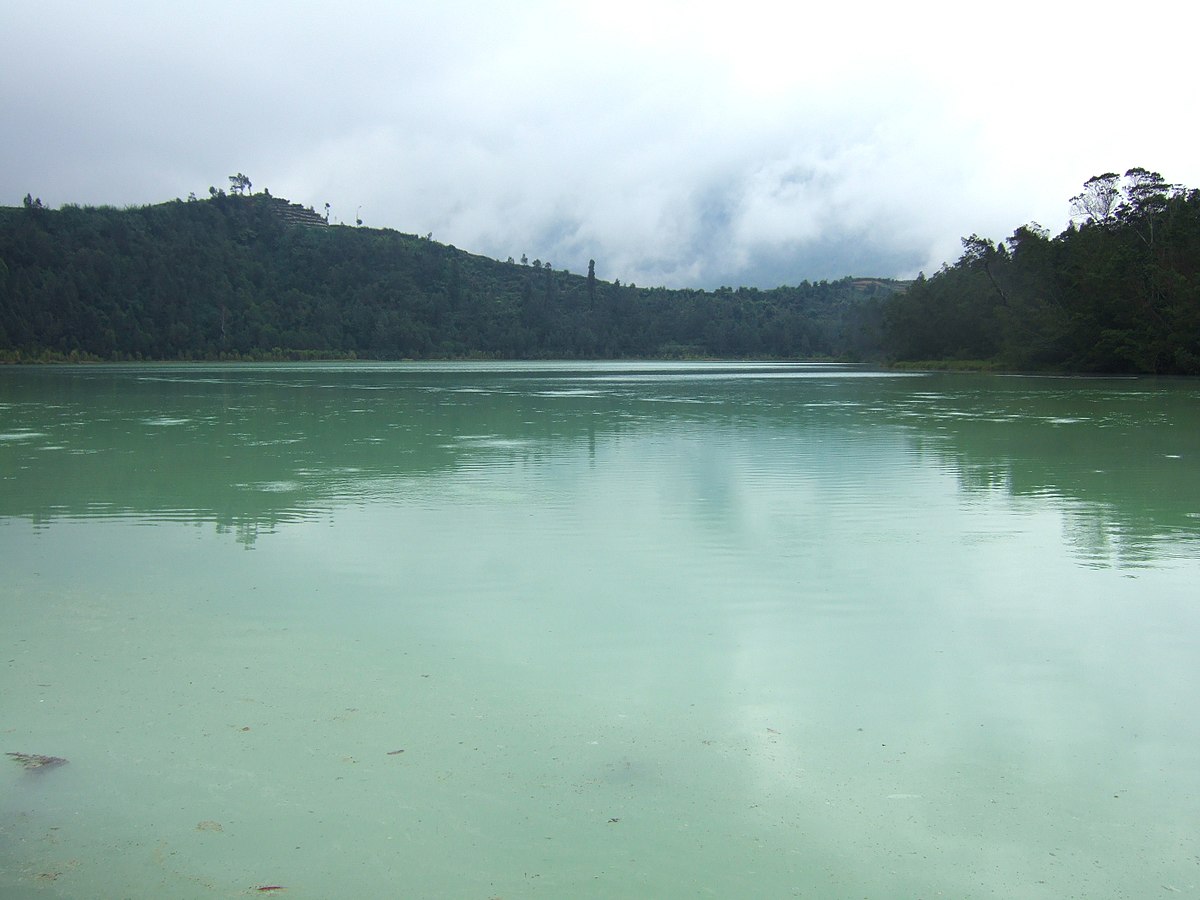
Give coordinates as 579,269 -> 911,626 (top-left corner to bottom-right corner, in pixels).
3,1 -> 1197,289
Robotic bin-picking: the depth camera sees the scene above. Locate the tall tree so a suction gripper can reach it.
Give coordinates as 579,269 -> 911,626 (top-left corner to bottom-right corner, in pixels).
1120,167 -> 1172,246
1070,173 -> 1121,225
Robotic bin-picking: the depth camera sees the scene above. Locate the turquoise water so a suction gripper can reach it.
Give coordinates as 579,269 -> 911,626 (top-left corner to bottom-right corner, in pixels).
2,362 -> 1198,898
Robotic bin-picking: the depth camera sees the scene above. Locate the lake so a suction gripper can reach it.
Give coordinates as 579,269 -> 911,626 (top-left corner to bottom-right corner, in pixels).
2,361 -> 1198,898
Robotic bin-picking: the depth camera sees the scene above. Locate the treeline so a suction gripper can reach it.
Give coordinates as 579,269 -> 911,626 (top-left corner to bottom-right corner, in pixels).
0,191 -> 897,362
884,168 -> 1200,374
4,170 -> 1197,372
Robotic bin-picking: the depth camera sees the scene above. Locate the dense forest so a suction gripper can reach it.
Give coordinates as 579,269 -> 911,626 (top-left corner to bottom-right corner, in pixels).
885,168 -> 1200,374
0,187 -> 897,362
1,168 -> 1198,372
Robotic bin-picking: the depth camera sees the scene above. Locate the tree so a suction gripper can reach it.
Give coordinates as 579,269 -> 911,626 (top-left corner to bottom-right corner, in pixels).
1123,167 -> 1171,214
959,234 -> 1010,305
1120,167 -> 1172,246
587,259 -> 596,306
228,173 -> 252,196
1070,173 -> 1121,225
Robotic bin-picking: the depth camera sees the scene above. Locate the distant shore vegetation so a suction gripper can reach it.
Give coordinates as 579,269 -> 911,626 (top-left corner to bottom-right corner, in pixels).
2,168 -> 1197,374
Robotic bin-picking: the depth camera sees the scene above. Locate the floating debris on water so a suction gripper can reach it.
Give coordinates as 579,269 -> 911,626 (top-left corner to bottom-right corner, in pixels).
6,752 -> 68,772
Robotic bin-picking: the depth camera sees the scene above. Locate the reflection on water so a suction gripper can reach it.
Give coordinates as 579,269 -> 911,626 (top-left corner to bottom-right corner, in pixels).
1,363 -> 1196,564
2,362 -> 1199,898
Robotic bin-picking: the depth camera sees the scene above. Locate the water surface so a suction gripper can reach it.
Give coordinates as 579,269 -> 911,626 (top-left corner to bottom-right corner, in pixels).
2,362 -> 1198,897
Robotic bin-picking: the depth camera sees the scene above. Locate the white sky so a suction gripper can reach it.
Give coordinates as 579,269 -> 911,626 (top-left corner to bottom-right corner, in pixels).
3,0 -> 1197,288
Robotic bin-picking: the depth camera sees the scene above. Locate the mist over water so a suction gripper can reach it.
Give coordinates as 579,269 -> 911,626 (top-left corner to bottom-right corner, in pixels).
3,362 -> 1198,897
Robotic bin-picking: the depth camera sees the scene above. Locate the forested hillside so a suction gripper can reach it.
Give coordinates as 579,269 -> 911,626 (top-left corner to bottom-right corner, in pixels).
883,169 -> 1200,374
0,191 -> 897,362
4,169 -> 1197,372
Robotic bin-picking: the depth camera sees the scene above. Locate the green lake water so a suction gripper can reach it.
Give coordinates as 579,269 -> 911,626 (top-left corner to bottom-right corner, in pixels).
2,361 -> 1198,898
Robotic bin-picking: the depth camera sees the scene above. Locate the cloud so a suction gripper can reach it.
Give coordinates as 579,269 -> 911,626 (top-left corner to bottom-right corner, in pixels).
3,0 -> 1199,289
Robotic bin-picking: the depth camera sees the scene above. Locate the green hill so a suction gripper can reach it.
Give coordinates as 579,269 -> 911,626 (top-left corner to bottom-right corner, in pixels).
6,169 -> 1196,373
0,191 -> 899,362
